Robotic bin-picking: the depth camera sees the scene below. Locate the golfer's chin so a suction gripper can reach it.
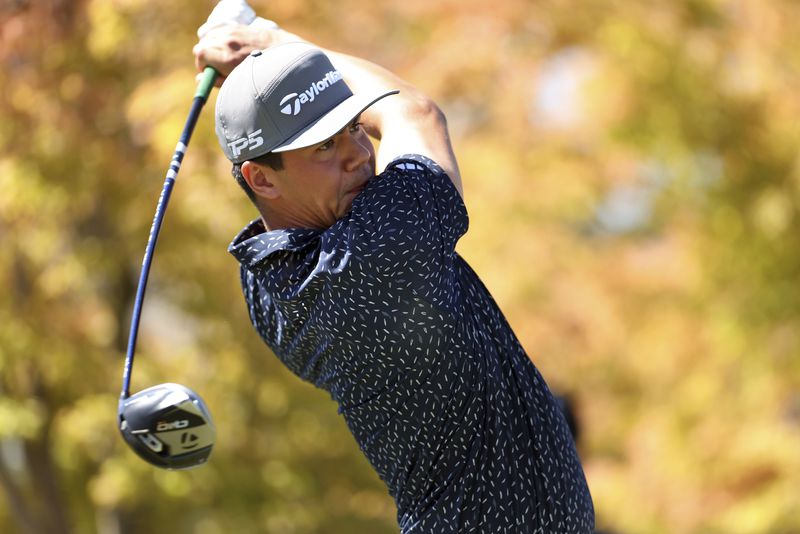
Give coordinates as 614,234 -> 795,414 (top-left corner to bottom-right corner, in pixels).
347,166 -> 375,196
337,162 -> 375,216
337,191 -> 360,217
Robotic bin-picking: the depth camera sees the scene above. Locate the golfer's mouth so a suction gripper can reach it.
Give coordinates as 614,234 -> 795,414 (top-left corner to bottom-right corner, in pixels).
347,180 -> 369,196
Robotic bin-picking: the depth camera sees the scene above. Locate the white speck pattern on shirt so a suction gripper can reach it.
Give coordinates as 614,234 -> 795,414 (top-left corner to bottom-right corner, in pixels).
229,155 -> 594,533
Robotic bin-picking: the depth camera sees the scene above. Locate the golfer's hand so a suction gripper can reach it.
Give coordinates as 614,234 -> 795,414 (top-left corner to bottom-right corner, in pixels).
193,24 -> 275,85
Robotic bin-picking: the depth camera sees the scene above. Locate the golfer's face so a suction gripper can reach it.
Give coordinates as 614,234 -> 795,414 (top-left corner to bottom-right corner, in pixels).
277,118 -> 375,229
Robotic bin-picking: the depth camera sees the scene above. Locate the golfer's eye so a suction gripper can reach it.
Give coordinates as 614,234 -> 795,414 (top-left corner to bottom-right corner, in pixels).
349,122 -> 363,133
317,139 -> 334,151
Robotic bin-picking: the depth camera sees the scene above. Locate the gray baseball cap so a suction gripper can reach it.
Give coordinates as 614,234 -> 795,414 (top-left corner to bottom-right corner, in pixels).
215,42 -> 398,163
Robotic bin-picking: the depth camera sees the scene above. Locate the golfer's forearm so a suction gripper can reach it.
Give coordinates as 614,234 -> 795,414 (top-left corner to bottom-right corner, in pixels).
328,53 -> 437,138
334,53 -> 460,191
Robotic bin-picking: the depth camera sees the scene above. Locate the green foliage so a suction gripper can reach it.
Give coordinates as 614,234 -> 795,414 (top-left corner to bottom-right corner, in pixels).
1,0 -> 799,532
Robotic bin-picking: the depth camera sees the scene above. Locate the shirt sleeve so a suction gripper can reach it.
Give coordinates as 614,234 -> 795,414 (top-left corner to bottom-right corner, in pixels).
344,153 -> 468,282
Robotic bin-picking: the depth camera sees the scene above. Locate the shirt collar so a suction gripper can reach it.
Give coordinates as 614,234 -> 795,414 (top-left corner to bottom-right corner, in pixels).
228,218 -> 322,269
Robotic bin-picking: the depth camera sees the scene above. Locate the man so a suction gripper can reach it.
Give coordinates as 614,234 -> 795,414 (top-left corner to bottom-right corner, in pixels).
194,20 -> 594,534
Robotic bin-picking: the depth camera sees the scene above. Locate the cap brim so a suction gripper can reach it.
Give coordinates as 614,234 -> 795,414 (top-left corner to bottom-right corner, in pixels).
271,89 -> 399,153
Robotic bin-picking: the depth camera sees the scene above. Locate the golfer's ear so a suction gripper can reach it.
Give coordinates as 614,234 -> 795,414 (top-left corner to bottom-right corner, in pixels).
242,161 -> 280,200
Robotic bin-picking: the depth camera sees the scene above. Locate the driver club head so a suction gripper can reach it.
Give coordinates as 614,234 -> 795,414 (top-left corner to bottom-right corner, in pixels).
119,383 -> 216,470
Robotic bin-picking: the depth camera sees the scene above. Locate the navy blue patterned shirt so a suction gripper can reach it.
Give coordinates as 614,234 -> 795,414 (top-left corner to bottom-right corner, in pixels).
229,155 -> 594,533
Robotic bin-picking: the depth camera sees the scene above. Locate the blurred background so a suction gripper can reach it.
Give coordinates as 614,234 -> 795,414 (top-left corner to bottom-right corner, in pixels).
2,0 -> 799,532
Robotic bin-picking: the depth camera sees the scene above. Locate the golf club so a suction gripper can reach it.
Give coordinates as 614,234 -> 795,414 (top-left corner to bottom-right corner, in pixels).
117,66 -> 218,470
117,0 -> 279,471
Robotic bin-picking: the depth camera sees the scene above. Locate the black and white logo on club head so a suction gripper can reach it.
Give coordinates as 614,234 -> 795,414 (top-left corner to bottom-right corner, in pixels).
180,431 -> 200,450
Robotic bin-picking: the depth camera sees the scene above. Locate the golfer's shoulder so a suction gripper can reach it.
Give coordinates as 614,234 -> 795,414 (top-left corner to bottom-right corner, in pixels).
377,153 -> 459,198
353,153 -> 467,244
384,153 -> 447,177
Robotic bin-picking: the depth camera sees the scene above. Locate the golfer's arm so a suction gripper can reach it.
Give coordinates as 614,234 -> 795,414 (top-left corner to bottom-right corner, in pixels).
273,30 -> 462,195
195,26 -> 462,196
325,52 -> 463,198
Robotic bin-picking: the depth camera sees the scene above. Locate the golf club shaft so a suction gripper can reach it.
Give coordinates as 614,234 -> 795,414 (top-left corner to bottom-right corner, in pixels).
121,67 -> 218,401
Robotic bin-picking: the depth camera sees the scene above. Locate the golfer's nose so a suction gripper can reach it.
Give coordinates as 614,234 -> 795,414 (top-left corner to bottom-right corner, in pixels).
343,133 -> 371,172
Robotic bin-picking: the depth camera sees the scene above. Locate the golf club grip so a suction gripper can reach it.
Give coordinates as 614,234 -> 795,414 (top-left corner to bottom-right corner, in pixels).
121,68 -> 220,400
196,66 -> 218,101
